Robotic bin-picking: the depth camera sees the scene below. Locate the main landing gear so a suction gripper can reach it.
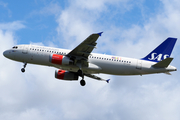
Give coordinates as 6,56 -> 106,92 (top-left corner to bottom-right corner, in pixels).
80,79 -> 86,86
21,62 -> 27,73
78,69 -> 86,86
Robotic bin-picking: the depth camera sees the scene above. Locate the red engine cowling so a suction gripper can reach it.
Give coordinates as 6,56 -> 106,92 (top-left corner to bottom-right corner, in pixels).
49,54 -> 72,65
55,70 -> 79,80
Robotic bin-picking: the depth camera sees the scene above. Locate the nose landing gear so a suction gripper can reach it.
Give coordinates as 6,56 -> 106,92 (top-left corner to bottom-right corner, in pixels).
21,68 -> 25,72
21,62 -> 27,73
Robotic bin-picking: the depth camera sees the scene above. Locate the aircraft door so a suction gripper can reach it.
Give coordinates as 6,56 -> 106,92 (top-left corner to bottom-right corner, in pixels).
22,45 -> 28,54
136,60 -> 142,70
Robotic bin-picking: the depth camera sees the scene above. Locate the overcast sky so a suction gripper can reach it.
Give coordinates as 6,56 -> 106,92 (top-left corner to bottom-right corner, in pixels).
1,0 -> 180,120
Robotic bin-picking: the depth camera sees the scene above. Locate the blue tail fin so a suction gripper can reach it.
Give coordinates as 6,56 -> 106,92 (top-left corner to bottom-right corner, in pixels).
141,37 -> 177,62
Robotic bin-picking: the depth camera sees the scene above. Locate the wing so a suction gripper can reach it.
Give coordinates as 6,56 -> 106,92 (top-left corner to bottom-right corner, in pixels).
67,32 -> 103,60
84,73 -> 110,83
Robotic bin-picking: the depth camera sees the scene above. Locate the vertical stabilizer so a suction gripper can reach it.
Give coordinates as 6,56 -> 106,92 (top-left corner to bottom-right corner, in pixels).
141,37 -> 177,62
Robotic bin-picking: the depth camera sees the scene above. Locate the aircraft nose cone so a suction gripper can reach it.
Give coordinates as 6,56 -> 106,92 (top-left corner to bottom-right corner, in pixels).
3,50 -> 8,57
3,50 -> 12,59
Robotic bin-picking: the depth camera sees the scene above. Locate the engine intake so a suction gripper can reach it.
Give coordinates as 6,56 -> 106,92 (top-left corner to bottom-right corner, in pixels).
55,70 -> 79,80
49,54 -> 72,65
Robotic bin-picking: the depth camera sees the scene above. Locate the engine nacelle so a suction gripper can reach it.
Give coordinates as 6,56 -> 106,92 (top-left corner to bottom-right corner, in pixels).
55,70 -> 79,80
49,54 -> 72,65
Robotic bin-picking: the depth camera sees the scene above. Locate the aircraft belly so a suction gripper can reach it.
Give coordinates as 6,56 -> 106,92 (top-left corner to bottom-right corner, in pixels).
52,63 -> 102,74
28,53 -> 51,66
13,50 -> 51,66
140,61 -> 167,74
11,50 -> 31,63
141,67 -> 166,74
90,60 -> 139,75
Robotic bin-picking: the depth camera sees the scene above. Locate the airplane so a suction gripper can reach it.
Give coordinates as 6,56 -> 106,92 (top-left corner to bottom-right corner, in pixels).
3,32 -> 177,86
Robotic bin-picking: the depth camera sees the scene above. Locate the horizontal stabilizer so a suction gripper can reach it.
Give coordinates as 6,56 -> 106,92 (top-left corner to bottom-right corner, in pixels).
152,57 -> 173,68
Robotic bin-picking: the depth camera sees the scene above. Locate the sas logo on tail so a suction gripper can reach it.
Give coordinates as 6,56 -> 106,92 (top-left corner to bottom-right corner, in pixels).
148,53 -> 169,61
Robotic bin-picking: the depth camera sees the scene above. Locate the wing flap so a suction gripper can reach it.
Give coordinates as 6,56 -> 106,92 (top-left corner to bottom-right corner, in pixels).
152,57 -> 173,68
84,74 -> 110,83
164,72 -> 172,75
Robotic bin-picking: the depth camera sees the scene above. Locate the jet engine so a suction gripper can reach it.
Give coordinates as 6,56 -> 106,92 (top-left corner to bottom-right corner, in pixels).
49,54 -> 73,65
55,69 -> 79,80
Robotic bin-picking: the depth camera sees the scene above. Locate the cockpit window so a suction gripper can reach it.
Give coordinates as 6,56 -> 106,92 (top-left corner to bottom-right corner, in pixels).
12,46 -> 18,49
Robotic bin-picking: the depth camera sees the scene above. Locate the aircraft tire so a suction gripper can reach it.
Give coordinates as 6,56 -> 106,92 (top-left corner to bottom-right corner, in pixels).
80,80 -> 86,86
21,68 -> 25,73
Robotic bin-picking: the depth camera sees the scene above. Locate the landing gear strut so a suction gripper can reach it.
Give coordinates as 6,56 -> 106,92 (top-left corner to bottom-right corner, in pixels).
21,62 -> 27,73
78,69 -> 86,86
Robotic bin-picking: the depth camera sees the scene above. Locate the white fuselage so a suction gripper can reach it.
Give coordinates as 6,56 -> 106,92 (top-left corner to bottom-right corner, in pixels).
3,44 -> 177,75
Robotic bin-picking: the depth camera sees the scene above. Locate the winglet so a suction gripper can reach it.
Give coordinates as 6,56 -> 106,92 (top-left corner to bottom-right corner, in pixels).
106,79 -> 110,83
98,32 -> 103,36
